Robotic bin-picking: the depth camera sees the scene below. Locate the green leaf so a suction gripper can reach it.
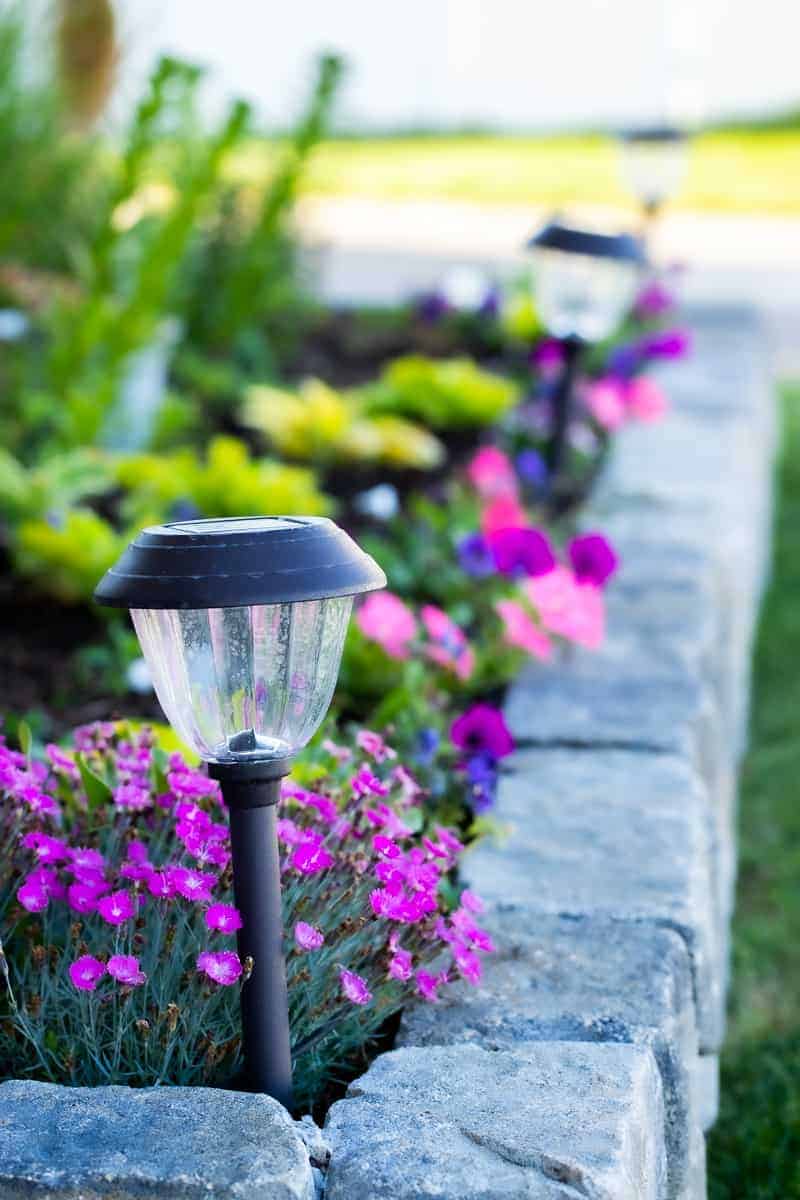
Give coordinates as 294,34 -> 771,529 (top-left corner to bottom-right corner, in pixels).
16,720 -> 32,760
76,753 -> 112,811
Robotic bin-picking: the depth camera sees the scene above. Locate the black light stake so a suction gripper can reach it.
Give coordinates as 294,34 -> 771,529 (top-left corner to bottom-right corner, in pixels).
95,516 -> 386,1105
526,222 -> 645,506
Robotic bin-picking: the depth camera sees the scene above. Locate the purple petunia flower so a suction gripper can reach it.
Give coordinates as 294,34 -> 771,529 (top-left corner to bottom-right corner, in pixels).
457,532 -> 495,578
515,449 -> 548,489
568,532 -> 619,588
415,291 -> 450,323
487,527 -> 556,579
451,705 -> 514,761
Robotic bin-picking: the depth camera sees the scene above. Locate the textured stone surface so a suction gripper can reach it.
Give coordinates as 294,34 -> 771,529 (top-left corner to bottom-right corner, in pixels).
465,748 -> 723,1052
399,914 -> 699,1199
325,1042 -> 667,1200
0,1081 -> 314,1199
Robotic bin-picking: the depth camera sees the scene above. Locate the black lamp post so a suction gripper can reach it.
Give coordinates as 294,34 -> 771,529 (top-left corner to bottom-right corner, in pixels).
526,222 -> 644,504
95,516 -> 386,1106
618,126 -> 689,232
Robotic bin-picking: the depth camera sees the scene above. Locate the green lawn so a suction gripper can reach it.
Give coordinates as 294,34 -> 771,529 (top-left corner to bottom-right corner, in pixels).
232,129 -> 800,216
707,384 -> 800,1198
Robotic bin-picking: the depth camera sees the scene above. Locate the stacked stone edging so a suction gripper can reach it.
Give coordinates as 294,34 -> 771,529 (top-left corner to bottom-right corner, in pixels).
0,307 -> 774,1199
325,305 -> 775,1200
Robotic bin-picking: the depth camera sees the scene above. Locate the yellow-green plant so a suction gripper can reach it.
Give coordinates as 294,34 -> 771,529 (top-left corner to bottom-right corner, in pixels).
116,435 -> 332,524
15,509 -> 126,604
361,355 -> 520,429
242,378 -> 444,470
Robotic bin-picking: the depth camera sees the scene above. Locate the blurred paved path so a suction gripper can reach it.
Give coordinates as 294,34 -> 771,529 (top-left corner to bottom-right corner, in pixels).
296,198 -> 800,377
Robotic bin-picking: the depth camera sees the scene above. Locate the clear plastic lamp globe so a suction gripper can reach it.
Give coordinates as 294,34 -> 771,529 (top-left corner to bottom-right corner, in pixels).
619,128 -> 688,211
527,223 -> 645,344
94,516 -> 386,763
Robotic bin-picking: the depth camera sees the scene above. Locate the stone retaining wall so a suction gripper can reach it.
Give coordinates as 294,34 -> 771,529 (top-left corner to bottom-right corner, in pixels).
0,307 -> 774,1199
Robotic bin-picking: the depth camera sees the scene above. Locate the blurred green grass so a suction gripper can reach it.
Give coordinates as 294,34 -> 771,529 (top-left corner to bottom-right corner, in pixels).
230,130 -> 800,215
708,383 -> 800,1198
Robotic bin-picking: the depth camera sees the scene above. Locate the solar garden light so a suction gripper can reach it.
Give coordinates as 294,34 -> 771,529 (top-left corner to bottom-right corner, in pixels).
95,516 -> 386,1106
618,126 -> 689,227
526,221 -> 644,498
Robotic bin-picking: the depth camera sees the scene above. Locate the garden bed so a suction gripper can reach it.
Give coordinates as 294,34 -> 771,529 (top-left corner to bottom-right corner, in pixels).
0,305 -> 774,1198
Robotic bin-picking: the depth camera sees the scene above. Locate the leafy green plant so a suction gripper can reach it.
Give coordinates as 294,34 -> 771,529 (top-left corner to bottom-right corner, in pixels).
242,377 -> 445,470
361,355 -> 520,429
116,435 -> 333,525
14,510 -> 126,604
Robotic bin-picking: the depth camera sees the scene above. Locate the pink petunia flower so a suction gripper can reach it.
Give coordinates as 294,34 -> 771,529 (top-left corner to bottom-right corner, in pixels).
97,890 -> 136,926
526,567 -> 605,649
626,375 -> 667,423
480,494 -> 528,538
340,968 -> 372,1006
421,605 -> 475,681
197,950 -> 243,986
585,377 -> 626,430
495,599 -> 552,661
205,903 -> 242,934
69,955 -> 106,992
356,592 -> 417,661
294,921 -> 324,951
107,954 -> 146,987
466,446 -> 518,500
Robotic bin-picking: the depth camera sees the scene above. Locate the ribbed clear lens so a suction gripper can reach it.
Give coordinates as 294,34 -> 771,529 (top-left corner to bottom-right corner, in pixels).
532,247 -> 639,342
131,597 -> 353,761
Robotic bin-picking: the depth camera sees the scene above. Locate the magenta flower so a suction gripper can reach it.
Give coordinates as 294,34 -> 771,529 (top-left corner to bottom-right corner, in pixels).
421,605 -> 475,681
388,948 -> 413,981
452,941 -> 483,984
451,704 -> 514,761
113,783 -> 151,812
67,881 -> 106,914
46,743 -> 80,780
21,832 -> 70,863
416,969 -> 440,1002
568,533 -> 619,588
294,921 -> 324,951
340,968 -> 372,1006
634,279 -> 675,318
529,337 -> 566,375
205,903 -> 242,934
290,833 -> 334,875
107,955 -> 146,987
17,877 -> 50,913
356,592 -> 417,660
641,327 -> 691,360
169,866 -> 216,902
147,871 -> 175,900
197,950 -> 243,986
460,889 -> 485,915
356,730 -> 397,763
585,377 -> 626,431
487,527 -> 556,579
69,955 -> 106,992
351,765 -> 390,799
97,890 -> 136,926
69,847 -> 106,875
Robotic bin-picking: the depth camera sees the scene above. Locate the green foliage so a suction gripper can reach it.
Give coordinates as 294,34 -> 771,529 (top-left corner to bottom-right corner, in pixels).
707,385 -> 800,1197
116,435 -> 332,525
0,448 -> 114,523
185,53 -> 343,366
362,355 -> 520,429
242,377 -> 445,469
14,509 -> 125,604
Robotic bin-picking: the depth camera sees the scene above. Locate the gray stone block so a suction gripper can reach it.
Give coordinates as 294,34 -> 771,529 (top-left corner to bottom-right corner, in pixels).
325,1042 -> 668,1200
0,1081 -> 314,1199
466,750 -> 723,1051
399,914 -> 698,1200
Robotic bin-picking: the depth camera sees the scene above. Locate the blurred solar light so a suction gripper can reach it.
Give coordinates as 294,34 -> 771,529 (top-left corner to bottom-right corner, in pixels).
619,126 -> 689,219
